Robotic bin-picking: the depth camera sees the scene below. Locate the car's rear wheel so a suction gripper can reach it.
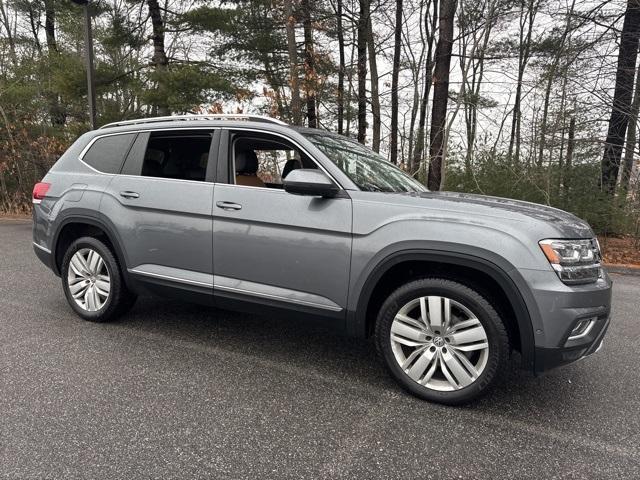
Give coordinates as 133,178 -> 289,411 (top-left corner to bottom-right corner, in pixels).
61,236 -> 136,322
375,278 -> 509,405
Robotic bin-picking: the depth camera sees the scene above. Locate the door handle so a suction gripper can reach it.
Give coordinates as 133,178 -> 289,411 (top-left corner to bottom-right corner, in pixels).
120,191 -> 140,199
216,201 -> 242,211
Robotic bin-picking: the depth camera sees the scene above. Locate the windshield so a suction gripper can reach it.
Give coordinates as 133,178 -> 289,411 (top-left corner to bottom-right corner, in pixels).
304,133 -> 428,193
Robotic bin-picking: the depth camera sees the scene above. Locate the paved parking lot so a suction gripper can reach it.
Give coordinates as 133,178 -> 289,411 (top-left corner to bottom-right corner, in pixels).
1,219 -> 639,479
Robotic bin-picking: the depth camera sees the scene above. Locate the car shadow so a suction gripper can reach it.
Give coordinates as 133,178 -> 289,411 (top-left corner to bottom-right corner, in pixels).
114,295 -> 602,416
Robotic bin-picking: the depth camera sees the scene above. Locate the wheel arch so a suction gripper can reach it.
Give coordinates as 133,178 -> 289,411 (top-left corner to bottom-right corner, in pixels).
52,212 -> 130,286
349,248 -> 538,371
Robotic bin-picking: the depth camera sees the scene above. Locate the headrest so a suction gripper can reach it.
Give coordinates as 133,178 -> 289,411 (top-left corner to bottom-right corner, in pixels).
235,149 -> 259,174
145,148 -> 164,165
199,152 -> 208,168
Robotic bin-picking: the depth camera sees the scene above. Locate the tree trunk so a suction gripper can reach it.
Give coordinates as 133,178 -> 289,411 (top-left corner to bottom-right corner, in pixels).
345,19 -> 358,136
621,67 -> 640,192
563,114 -> 576,205
147,0 -> 170,116
44,0 -> 57,53
41,0 -> 66,126
337,0 -> 346,135
0,0 -> 17,63
601,0 -> 640,193
357,0 -> 369,144
411,0 -> 437,175
537,0 -> 574,168
390,0 -> 404,163
27,2 -> 42,54
301,0 -> 317,128
367,16 -> 381,152
507,0 -> 539,164
427,0 -> 457,191
284,0 -> 302,125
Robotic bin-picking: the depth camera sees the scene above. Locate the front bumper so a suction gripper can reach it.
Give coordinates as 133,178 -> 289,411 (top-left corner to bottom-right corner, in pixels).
521,267 -> 613,373
534,312 -> 610,373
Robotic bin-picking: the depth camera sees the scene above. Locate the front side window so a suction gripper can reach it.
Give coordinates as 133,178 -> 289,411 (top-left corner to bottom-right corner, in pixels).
304,133 -> 427,193
140,132 -> 212,181
82,133 -> 136,174
231,133 -> 316,189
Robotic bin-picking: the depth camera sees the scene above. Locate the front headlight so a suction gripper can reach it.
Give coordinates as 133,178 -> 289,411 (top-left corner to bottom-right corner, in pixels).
539,239 -> 602,285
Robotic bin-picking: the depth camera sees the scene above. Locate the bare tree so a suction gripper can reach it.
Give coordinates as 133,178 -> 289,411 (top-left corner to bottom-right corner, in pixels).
357,0 -> 370,143
301,0 -> 318,127
427,0 -> 457,190
601,0 -> 640,193
284,0 -> 302,125
507,0 -> 541,164
44,0 -> 57,53
390,0 -> 404,163
411,0 -> 437,174
336,0 -> 346,134
367,14 -> 381,151
148,0 -> 169,116
621,65 -> 640,192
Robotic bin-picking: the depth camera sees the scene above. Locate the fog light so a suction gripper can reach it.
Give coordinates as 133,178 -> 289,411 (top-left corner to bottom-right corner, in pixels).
568,317 -> 596,340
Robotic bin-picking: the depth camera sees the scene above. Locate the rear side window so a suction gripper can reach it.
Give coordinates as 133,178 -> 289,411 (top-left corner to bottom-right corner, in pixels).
82,134 -> 136,174
140,134 -> 212,182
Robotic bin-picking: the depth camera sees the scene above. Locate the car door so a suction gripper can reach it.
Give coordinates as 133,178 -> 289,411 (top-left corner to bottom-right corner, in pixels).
100,129 -> 218,296
212,129 -> 352,318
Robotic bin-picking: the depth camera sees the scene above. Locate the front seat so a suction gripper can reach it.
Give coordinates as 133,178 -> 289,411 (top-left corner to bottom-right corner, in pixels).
235,149 -> 265,188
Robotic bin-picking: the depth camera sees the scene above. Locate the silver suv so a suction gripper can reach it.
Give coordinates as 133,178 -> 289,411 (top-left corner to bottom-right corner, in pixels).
32,115 -> 612,404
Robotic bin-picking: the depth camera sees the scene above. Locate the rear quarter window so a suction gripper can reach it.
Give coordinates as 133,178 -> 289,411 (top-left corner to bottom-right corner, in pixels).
82,133 -> 136,174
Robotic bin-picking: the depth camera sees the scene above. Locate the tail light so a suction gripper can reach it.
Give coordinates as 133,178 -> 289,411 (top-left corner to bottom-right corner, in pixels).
32,182 -> 51,204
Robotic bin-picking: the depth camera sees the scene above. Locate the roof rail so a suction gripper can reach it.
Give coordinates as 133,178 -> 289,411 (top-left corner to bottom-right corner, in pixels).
99,114 -> 288,130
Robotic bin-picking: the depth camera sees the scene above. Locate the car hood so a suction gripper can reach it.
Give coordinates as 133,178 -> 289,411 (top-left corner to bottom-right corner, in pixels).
393,191 -> 594,238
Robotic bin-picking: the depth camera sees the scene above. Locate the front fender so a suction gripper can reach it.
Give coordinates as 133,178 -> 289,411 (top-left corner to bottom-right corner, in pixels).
346,243 -> 539,371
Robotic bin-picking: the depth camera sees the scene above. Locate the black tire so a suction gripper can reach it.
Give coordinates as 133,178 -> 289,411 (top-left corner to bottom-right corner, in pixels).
375,278 -> 509,405
61,236 -> 137,323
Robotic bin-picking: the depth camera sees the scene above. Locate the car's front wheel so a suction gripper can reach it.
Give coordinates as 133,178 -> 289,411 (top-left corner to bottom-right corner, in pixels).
61,236 -> 136,322
375,278 -> 509,405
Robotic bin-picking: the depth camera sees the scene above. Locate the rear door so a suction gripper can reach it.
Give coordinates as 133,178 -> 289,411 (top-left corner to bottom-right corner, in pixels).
101,129 -> 218,294
212,129 -> 352,317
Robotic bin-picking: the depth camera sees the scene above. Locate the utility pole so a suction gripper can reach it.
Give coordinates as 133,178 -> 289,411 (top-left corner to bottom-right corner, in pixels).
71,0 -> 96,129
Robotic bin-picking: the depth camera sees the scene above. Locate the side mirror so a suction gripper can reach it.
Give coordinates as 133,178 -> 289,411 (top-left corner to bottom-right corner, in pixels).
283,169 -> 340,198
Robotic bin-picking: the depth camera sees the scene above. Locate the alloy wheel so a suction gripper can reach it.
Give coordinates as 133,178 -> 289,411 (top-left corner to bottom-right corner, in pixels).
390,295 -> 489,391
67,248 -> 111,312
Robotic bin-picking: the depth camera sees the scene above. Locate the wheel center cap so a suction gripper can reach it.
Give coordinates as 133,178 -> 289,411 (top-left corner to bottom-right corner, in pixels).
433,336 -> 445,347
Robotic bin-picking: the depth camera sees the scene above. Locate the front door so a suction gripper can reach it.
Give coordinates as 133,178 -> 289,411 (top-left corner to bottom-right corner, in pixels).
212,130 -> 352,317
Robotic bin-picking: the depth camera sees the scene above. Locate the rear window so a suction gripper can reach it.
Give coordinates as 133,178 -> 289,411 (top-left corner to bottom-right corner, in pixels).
82,133 -> 136,174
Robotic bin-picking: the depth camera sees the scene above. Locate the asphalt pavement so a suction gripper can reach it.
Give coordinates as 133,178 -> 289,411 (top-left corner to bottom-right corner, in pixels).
1,218 -> 639,479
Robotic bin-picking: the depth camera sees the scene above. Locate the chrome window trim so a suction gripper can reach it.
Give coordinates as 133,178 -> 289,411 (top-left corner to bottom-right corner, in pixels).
213,182 -> 288,194
76,125 -> 346,189
77,128 -> 217,184
77,131 -> 138,173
